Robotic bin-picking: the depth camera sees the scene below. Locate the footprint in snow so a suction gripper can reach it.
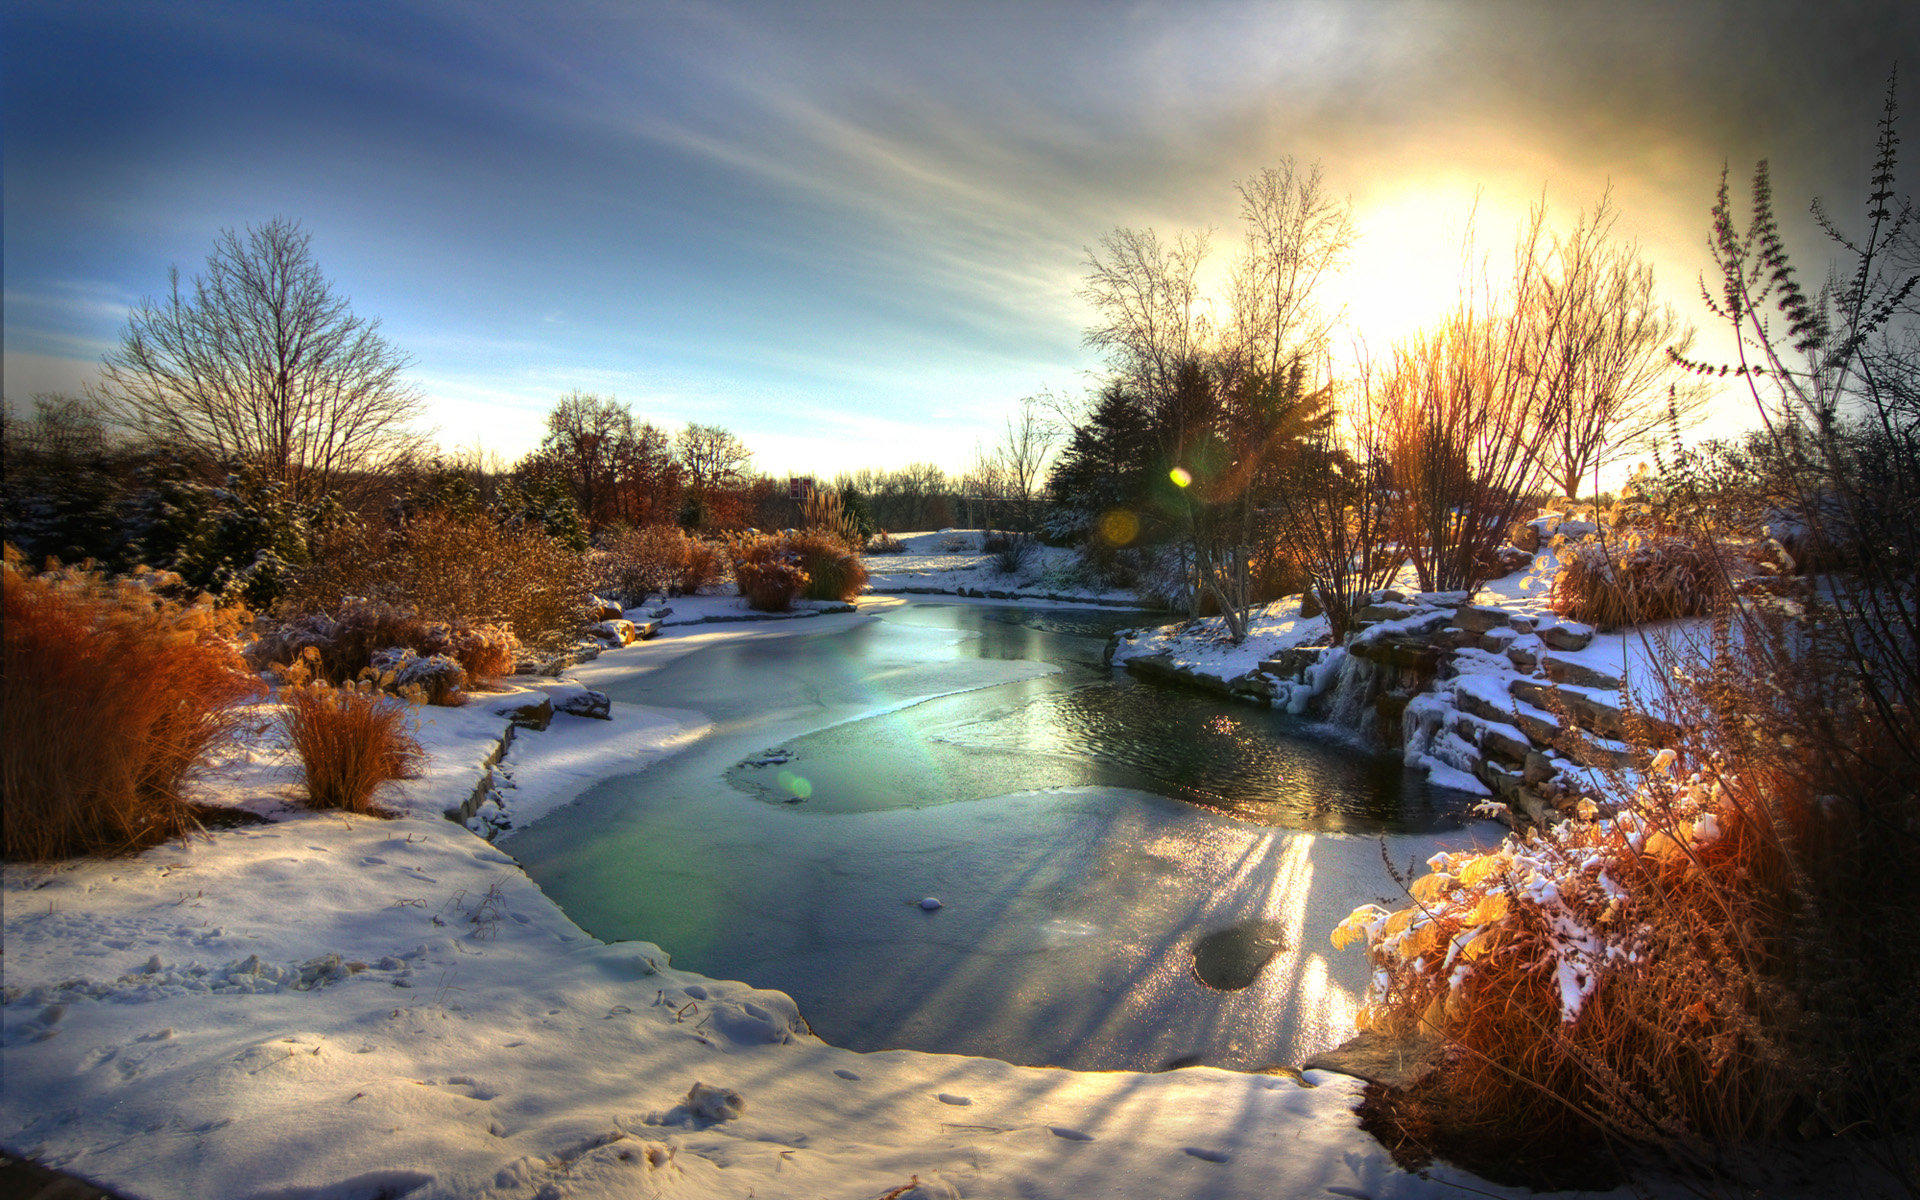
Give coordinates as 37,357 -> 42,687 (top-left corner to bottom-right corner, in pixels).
936,1093 -> 971,1106
1048,1126 -> 1093,1142
1184,1147 -> 1231,1163
834,1069 -> 860,1081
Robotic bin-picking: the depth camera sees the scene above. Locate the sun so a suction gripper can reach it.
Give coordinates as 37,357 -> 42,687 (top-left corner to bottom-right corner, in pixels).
1323,186 -> 1534,356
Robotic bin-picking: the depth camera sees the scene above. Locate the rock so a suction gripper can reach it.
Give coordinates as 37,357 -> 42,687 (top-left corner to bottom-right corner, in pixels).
1453,604 -> 1514,634
587,619 -> 638,646
493,696 -> 553,732
1542,654 -> 1623,692
1260,644 -> 1329,681
1353,601 -> 1415,625
1505,641 -> 1541,671
1511,678 -> 1627,740
633,620 -> 661,641
1349,637 -> 1442,674
1230,673 -> 1278,701
1491,544 -> 1534,575
550,685 -> 612,721
681,1081 -> 744,1123
1511,521 -> 1542,554
589,596 -> 624,621
1538,621 -> 1596,651
919,897 -> 942,911
1297,589 -> 1323,618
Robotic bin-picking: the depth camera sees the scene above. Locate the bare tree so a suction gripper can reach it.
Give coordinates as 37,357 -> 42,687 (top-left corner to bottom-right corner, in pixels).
1227,159 -> 1355,382
676,423 -> 752,496
1380,206 -> 1574,593
1081,226 -> 1211,418
1538,198 -> 1707,502
966,395 -> 1059,530
95,217 -> 423,500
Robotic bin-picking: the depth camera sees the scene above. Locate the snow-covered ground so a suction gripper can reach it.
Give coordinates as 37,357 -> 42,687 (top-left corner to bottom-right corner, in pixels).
865,531 -> 1145,607
5,601 -> 1637,1200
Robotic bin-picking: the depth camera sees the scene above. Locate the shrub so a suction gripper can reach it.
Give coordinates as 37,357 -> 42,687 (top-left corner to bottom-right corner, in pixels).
290,512 -> 588,648
681,538 -> 725,594
1548,532 -> 1723,630
2,554 -> 260,860
598,524 -> 691,604
250,598 -> 516,699
279,682 -> 421,813
866,531 -> 906,554
791,531 -> 868,601
990,531 -> 1036,576
726,534 -> 809,611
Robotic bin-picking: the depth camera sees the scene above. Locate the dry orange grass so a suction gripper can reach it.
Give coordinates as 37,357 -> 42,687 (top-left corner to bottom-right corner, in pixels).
2,554 -> 261,860
1337,732 -> 1836,1171
726,534 -> 810,611
1549,532 -> 1723,630
279,682 -> 422,814
791,531 -> 868,601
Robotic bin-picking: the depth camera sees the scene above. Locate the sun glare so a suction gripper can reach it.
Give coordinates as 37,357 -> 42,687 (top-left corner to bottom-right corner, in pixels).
1327,187 -> 1531,355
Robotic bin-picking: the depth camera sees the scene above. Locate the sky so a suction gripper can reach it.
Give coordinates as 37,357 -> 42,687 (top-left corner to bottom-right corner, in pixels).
4,1 -> 1916,478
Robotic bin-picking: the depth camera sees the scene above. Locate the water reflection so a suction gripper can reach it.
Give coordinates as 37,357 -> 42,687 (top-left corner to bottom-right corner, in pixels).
728,604 -> 1472,833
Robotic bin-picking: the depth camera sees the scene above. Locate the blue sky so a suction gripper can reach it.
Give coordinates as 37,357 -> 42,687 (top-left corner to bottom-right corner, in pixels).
5,1 -> 1914,476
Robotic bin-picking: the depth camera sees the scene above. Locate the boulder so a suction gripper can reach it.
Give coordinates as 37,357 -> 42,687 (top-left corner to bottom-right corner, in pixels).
587,619 -> 638,646
1298,589 -> 1323,618
1453,604 -> 1515,634
1538,621 -> 1596,651
589,596 -> 625,622
549,684 -> 612,721
492,696 -> 553,732
1542,654 -> 1623,692
1260,644 -> 1329,681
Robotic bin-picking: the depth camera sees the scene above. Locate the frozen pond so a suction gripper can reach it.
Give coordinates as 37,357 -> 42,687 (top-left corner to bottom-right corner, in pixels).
506,601 -> 1494,1071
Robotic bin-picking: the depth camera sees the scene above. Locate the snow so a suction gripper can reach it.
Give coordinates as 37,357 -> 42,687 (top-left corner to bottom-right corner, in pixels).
1,601 -> 1607,1200
864,530 -> 1144,606
1109,595 -> 1331,683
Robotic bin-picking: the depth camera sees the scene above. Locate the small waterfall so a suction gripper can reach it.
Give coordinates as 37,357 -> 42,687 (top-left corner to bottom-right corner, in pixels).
1320,650 -> 1387,734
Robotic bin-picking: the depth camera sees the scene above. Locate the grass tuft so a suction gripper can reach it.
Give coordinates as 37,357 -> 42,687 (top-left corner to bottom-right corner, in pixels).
278,682 -> 422,814
2,553 -> 260,860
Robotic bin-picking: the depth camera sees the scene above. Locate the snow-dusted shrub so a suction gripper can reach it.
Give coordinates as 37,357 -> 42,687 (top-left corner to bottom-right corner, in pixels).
866,530 -> 906,554
1335,752 -> 1808,1163
727,534 -> 809,611
681,538 -> 725,594
1548,531 -> 1722,630
278,681 -> 421,814
364,648 -> 466,706
289,512 -> 589,648
598,524 -> 690,603
2,551 -> 260,860
252,598 -> 515,696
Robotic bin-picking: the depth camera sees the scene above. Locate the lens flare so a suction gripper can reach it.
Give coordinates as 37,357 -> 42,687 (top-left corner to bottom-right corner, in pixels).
776,769 -> 813,800
1169,466 -> 1193,488
1097,508 -> 1139,546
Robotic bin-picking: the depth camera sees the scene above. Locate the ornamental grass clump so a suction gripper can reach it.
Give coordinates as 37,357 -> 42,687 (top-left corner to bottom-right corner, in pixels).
727,533 -> 809,611
791,531 -> 868,601
278,681 -> 422,814
1,552 -> 260,860
1335,752 -> 1804,1171
1548,531 -> 1723,630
